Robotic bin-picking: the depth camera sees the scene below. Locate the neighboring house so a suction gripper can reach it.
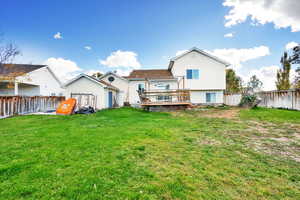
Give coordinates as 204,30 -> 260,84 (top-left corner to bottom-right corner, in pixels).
63,74 -> 119,110
99,72 -> 129,106
0,64 -> 63,96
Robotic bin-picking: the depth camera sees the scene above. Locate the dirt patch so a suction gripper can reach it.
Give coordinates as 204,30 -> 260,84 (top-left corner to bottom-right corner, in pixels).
198,138 -> 222,146
200,108 -> 240,119
243,121 -> 300,162
173,107 -> 300,162
172,107 -> 241,119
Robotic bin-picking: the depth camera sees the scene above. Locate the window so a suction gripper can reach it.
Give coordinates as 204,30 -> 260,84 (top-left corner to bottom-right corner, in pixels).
108,76 -> 115,82
206,93 -> 216,103
157,95 -> 171,101
186,69 -> 199,79
138,83 -> 145,91
154,83 -> 170,90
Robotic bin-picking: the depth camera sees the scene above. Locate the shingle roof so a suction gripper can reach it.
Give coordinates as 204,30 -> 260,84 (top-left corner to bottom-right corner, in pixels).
0,64 -> 46,76
127,69 -> 174,79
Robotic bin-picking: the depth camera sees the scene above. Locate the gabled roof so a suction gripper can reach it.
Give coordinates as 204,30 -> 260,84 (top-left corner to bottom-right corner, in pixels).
127,69 -> 174,80
0,64 -> 46,76
168,47 -> 230,70
99,71 -> 128,82
63,73 -> 119,91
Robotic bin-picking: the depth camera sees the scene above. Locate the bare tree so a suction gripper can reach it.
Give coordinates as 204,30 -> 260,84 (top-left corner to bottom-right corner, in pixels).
0,34 -> 21,88
0,34 -> 20,64
0,43 -> 20,64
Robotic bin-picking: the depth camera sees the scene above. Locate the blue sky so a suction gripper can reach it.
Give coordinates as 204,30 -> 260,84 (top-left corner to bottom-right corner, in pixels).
1,0 -> 299,90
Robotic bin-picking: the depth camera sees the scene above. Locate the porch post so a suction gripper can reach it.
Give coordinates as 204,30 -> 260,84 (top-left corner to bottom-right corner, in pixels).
14,82 -> 19,95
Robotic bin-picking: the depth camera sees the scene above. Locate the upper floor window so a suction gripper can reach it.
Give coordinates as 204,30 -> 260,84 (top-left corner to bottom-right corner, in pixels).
186,69 -> 199,79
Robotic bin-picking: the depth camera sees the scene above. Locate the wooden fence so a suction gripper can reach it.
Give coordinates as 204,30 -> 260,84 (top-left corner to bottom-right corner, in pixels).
224,89 -> 300,111
0,96 -> 65,118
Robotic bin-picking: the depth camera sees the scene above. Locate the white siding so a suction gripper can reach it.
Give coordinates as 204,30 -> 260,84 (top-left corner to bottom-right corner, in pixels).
16,67 -> 63,96
128,80 -> 145,104
64,77 -> 107,110
190,91 -> 224,104
101,74 -> 129,106
171,51 -> 226,90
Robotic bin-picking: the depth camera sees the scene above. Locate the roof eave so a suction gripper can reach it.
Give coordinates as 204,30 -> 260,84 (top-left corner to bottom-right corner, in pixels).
99,71 -> 128,82
169,47 -> 230,67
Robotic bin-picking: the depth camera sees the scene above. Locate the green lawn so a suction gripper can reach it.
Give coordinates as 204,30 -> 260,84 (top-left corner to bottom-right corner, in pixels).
240,107 -> 300,123
0,107 -> 299,200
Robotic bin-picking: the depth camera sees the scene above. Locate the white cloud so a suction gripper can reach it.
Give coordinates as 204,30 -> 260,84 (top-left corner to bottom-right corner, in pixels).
241,65 -> 279,91
84,46 -> 92,50
223,0 -> 300,32
208,46 -> 270,69
286,41 -> 298,50
44,57 -> 82,81
85,69 -> 104,76
113,68 -> 132,76
175,50 -> 189,56
53,32 -> 63,39
224,33 -> 234,38
241,65 -> 297,91
100,50 -> 141,68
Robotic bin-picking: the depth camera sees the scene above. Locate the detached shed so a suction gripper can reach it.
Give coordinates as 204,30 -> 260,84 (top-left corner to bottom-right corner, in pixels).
63,74 -> 119,110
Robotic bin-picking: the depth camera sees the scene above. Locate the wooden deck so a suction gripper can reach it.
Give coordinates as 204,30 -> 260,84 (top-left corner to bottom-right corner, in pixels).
141,101 -> 191,106
138,89 -> 191,110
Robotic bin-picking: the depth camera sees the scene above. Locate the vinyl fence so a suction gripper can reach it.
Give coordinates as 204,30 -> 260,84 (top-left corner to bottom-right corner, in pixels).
224,89 -> 300,111
224,93 -> 242,106
257,90 -> 300,111
0,96 -> 65,118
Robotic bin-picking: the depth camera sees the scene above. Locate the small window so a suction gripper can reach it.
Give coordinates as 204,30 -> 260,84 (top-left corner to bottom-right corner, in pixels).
206,93 -> 216,103
138,83 -> 145,91
186,69 -> 199,79
51,93 -> 56,96
108,76 -> 115,82
157,95 -> 171,101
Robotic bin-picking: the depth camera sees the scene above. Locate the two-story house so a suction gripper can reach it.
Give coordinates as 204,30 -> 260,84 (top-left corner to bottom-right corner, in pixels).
124,47 -> 229,105
64,47 -> 229,109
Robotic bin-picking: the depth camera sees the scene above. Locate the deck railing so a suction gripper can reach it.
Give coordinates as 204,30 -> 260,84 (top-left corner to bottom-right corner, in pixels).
138,89 -> 191,105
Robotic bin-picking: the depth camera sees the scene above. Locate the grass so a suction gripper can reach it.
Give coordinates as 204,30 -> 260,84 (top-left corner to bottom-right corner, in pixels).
0,107 -> 299,199
240,107 -> 300,123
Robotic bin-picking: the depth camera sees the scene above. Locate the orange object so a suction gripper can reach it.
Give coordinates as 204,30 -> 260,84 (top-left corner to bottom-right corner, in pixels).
56,98 -> 76,115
